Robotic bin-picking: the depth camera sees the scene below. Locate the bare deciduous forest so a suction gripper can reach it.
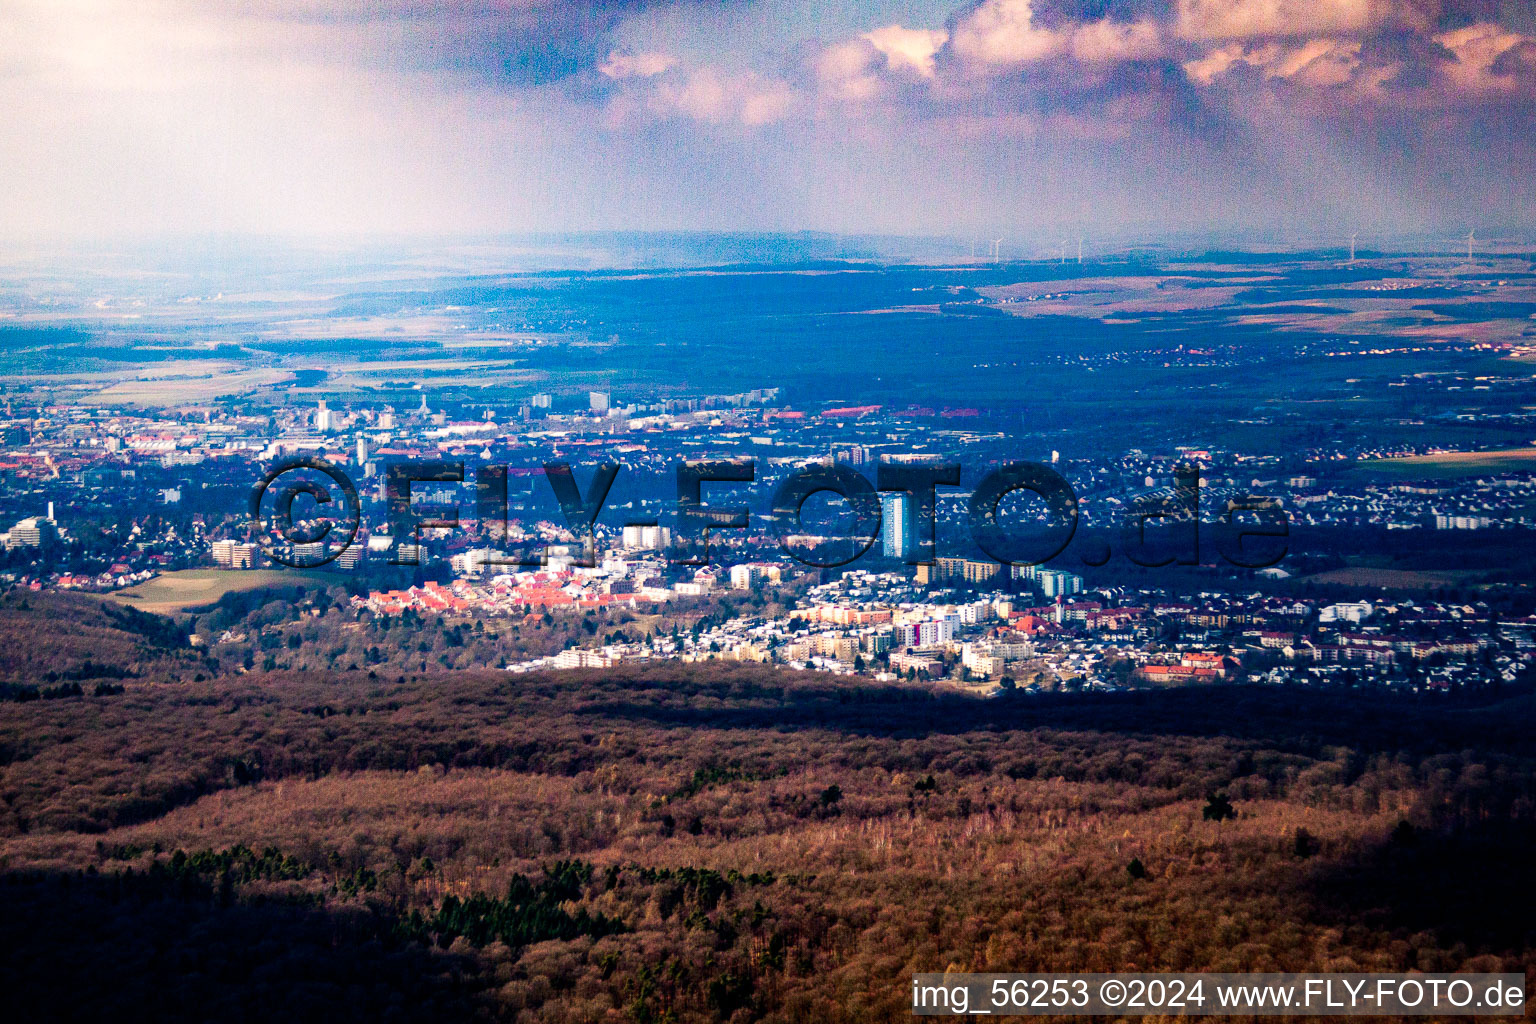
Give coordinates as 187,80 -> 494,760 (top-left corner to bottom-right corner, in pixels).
1,591 -> 1533,1022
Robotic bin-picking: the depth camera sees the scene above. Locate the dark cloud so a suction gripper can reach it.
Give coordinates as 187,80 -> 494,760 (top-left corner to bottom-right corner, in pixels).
1027,0 -> 1172,31
1434,0 -> 1536,32
225,0 -> 738,87
1490,38 -> 1536,78
1359,28 -> 1456,91
400,5 -> 642,87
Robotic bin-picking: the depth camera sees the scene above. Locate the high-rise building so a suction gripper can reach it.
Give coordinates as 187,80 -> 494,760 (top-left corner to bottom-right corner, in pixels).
1038,570 -> 1084,598
530,393 -> 552,409
314,400 -> 333,432
898,619 -> 955,650
210,539 -> 258,569
915,556 -> 965,585
962,559 -> 999,584
836,445 -> 868,465
355,435 -> 368,467
589,391 -> 611,414
4,517 -> 57,549
621,524 -> 672,550
881,492 -> 910,559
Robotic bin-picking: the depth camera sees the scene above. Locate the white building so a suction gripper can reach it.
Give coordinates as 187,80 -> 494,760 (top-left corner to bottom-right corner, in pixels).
210,539 -> 258,569
898,619 -> 955,650
1319,601 -> 1373,624
450,547 -> 511,575
622,524 -> 672,550
961,639 -> 1033,677
4,516 -> 58,550
554,648 -> 618,669
881,492 -> 910,559
1435,514 -> 1491,530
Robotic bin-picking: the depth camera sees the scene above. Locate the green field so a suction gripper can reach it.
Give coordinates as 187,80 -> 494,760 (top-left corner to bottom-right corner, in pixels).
105,568 -> 333,614
1355,447 -> 1536,478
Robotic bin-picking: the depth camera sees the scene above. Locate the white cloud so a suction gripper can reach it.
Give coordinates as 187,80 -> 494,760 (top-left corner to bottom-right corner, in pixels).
1269,37 -> 1362,86
947,0 -> 1164,71
1174,0 -> 1396,42
646,66 -> 796,125
815,39 -> 884,102
811,25 -> 948,107
600,51 -> 678,79
1185,37 -> 1363,87
949,0 -> 1064,68
1183,42 -> 1248,85
1435,22 -> 1536,93
862,25 -> 948,79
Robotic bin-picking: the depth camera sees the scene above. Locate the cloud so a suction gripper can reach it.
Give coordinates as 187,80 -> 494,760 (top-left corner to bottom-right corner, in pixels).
1065,17 -> 1165,62
2,0 -> 1535,239
1490,39 -> 1536,80
928,0 -> 1536,104
1172,0 -> 1402,42
814,39 -> 887,102
600,50 -> 678,78
810,26 -> 949,106
643,66 -> 797,124
1436,21 -> 1536,92
345,0 -> 690,87
1184,37 -> 1364,86
949,0 -> 1068,67
202,1 -> 727,87
863,25 -> 949,78
945,0 -> 1165,73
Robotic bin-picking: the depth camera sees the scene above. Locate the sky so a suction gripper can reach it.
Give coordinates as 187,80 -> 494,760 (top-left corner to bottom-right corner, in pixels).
2,0 -> 1534,244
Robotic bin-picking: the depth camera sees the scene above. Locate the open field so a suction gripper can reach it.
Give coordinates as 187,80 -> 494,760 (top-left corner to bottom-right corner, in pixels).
1302,567 -> 1489,590
1356,447 -> 1536,478
104,568 -> 332,614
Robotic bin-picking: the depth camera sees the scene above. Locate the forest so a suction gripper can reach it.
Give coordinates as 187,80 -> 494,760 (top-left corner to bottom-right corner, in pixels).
0,589 -> 1533,1022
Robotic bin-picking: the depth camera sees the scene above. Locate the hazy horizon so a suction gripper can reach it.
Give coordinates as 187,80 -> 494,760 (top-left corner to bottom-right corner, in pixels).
1,227 -> 1531,277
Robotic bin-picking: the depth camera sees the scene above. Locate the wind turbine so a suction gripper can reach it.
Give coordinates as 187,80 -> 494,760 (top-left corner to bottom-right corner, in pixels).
991,238 -> 1002,261
1349,233 -> 1357,263
1466,229 -> 1476,263
1077,237 -> 1084,264
1059,239 -> 1068,264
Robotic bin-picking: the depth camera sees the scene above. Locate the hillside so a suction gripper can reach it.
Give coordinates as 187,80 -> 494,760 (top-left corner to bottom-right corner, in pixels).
1,618 -> 1533,1021
0,590 -> 195,690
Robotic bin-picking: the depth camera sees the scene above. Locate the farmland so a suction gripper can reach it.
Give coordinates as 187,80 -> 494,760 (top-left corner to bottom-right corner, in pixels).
105,568 -> 335,615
